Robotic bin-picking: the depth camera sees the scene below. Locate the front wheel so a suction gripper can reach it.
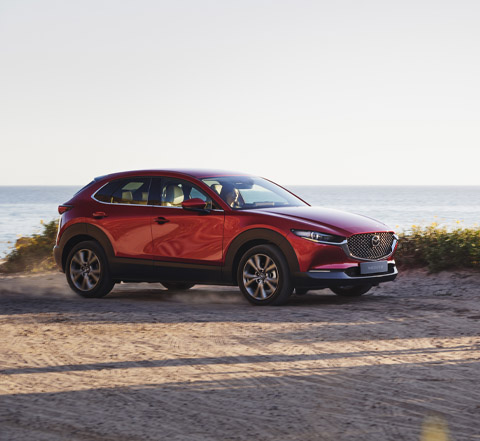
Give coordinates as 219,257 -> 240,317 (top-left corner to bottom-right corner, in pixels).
66,241 -> 115,298
237,244 -> 293,306
330,284 -> 372,297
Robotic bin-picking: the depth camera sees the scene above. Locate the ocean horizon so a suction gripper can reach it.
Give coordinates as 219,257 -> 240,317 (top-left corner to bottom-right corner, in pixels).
1,185 -> 479,257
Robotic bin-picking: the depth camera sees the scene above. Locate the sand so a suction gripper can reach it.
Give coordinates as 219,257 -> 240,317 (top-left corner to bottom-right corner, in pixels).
0,270 -> 479,440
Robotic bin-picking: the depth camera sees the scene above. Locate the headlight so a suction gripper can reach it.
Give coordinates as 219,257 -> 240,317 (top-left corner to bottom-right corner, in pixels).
292,229 -> 345,244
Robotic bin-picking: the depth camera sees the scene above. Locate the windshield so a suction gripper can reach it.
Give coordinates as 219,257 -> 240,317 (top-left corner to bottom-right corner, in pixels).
202,176 -> 308,210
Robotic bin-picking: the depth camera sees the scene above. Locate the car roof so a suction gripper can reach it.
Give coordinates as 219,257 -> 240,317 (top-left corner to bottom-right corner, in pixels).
96,169 -> 254,181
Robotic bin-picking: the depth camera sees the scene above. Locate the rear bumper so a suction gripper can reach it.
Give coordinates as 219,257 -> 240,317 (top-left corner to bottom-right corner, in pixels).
294,263 -> 398,289
53,245 -> 63,272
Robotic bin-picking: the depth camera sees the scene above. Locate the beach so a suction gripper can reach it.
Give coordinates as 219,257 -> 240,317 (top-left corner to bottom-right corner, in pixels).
1,270 -> 479,440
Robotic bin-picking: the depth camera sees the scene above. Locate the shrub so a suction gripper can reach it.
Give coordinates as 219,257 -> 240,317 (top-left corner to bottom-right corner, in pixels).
0,220 -> 59,273
396,224 -> 480,272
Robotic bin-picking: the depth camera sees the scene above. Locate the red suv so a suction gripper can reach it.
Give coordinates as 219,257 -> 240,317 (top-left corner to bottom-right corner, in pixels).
54,169 -> 398,305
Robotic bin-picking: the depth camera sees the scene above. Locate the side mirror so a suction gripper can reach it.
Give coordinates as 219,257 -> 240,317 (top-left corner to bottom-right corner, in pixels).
181,198 -> 209,213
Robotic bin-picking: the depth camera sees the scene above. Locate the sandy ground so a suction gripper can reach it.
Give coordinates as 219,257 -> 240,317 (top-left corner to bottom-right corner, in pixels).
0,270 -> 479,441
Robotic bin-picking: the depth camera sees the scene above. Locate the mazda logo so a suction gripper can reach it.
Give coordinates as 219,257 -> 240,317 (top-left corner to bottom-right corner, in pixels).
371,235 -> 381,248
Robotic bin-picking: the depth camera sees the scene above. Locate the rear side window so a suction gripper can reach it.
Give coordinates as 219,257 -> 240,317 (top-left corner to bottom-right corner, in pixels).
94,178 -> 151,205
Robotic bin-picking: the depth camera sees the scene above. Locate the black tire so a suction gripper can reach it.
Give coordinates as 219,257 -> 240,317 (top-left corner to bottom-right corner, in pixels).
161,282 -> 195,291
65,240 -> 114,298
237,244 -> 293,306
330,284 -> 372,297
295,288 -> 309,296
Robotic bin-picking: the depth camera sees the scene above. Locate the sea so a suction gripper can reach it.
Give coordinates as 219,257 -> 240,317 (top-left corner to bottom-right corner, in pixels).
1,185 -> 479,257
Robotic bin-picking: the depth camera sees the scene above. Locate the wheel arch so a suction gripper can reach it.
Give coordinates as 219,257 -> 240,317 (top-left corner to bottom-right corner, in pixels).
59,223 -> 114,271
223,228 -> 300,285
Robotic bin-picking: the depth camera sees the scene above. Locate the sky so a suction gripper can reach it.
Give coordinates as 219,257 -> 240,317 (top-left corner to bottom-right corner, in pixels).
0,0 -> 479,186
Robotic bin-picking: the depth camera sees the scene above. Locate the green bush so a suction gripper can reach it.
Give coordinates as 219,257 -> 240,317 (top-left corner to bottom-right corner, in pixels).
0,219 -> 59,273
396,223 -> 480,272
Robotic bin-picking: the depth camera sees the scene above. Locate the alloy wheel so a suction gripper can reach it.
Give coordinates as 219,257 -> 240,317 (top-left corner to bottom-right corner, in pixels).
242,253 -> 279,300
69,249 -> 102,292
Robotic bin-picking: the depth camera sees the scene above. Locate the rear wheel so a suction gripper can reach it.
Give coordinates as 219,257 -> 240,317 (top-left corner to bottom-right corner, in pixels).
66,241 -> 114,298
237,244 -> 293,306
330,284 -> 372,297
161,282 -> 195,291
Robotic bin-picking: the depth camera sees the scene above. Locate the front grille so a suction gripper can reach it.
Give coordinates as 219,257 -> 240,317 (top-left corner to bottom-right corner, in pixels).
347,232 -> 395,260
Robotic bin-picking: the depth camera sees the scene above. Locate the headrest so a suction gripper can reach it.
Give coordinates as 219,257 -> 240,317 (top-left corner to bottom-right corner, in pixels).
165,185 -> 184,205
122,191 -> 133,202
211,184 -> 222,194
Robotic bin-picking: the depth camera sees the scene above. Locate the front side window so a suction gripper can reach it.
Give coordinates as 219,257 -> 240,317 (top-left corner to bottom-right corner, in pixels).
159,178 -> 214,209
202,176 -> 307,210
94,178 -> 151,205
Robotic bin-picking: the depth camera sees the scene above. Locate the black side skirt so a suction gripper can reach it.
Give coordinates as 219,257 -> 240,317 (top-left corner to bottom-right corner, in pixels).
110,257 -> 225,285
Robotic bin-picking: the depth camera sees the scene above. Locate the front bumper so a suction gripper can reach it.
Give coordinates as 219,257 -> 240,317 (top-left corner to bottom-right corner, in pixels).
294,263 -> 398,289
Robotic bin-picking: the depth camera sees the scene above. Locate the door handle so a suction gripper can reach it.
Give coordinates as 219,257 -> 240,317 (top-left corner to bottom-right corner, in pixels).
92,211 -> 107,219
154,217 -> 170,225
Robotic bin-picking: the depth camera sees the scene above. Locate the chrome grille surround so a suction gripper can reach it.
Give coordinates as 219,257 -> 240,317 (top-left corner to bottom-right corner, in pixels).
346,232 -> 396,261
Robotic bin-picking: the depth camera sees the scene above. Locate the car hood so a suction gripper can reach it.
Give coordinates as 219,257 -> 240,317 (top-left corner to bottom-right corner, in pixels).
255,206 -> 391,236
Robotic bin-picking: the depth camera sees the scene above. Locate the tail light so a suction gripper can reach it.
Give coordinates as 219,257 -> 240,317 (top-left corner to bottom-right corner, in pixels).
58,205 -> 73,215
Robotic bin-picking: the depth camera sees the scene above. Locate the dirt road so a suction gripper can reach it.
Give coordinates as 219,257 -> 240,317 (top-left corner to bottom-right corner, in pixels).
1,270 -> 479,440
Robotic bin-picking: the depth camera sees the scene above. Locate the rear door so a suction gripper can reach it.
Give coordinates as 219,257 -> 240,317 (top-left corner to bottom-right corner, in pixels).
90,177 -> 154,260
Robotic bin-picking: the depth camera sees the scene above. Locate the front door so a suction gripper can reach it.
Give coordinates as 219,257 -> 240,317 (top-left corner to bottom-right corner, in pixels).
149,177 -> 224,282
